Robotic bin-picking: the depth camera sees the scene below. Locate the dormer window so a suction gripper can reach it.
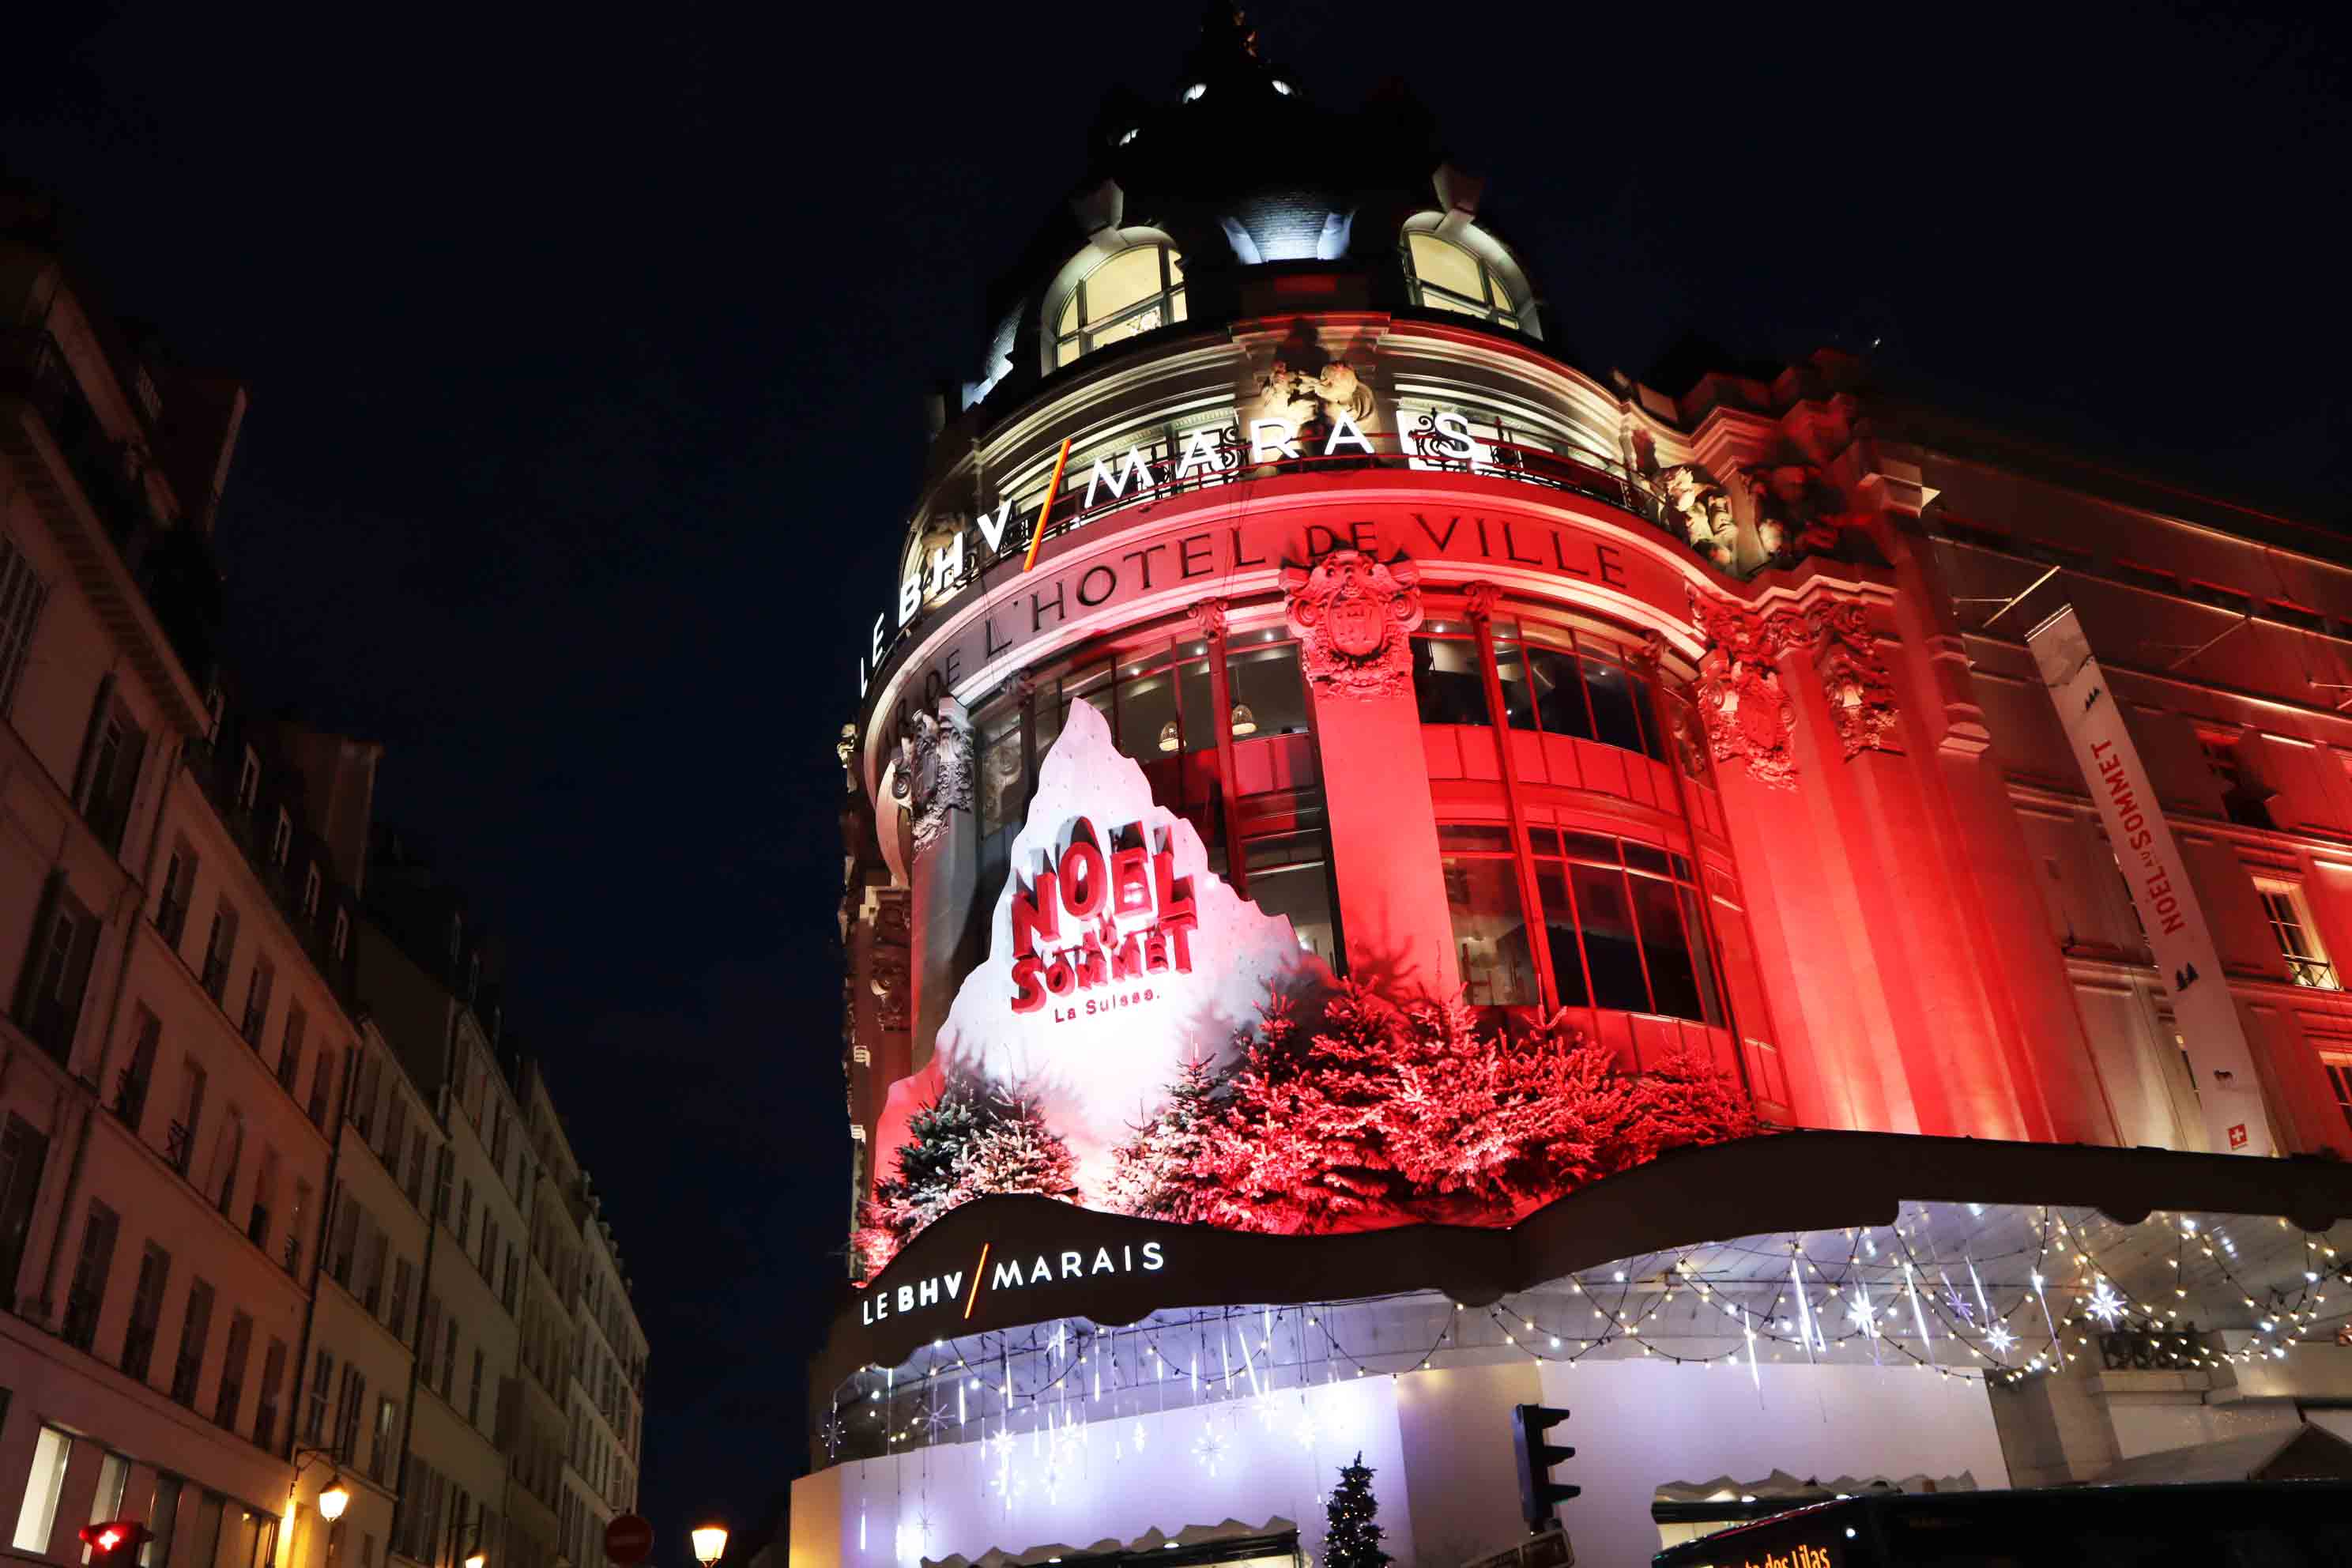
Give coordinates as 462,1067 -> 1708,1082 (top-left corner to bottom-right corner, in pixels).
1401,220 -> 1534,336
1053,243 -> 1185,368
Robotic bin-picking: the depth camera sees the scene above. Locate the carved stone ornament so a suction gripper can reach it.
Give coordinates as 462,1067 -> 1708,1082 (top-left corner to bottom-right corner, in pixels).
891,701 -> 975,856
1461,581 -> 1503,623
1806,596 -> 1900,758
1186,597 -> 1230,641
1688,586 -> 1804,790
1280,549 -> 1424,698
1658,463 -> 1737,570
869,946 -> 910,1032
835,722 -> 859,794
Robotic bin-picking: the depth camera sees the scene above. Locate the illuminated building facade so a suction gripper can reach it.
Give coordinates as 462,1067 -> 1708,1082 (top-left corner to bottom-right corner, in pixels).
816,13 -> 2352,1566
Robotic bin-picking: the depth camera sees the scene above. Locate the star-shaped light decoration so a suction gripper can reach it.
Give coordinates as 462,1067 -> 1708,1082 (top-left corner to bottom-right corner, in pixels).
1942,1283 -> 1976,1328
1192,1424 -> 1227,1475
1985,1321 -> 2018,1355
987,1427 -> 1016,1464
1845,1288 -> 1878,1337
917,1399 -> 953,1439
2086,1279 -> 2127,1328
821,1413 -> 848,1458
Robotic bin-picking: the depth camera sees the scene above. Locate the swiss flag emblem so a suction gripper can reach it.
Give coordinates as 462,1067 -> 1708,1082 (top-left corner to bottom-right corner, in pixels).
2229,1122 -> 2249,1150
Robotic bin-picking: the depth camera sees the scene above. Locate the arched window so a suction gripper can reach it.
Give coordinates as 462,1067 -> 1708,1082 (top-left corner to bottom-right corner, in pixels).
1402,224 -> 1527,333
1053,243 -> 1185,368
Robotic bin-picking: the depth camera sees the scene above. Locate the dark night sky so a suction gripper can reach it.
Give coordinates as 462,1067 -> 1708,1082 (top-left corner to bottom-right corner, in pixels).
6,0 -> 2349,1555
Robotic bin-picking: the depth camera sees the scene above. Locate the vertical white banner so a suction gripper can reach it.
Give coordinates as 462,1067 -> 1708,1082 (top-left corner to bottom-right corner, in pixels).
2028,605 -> 2274,1156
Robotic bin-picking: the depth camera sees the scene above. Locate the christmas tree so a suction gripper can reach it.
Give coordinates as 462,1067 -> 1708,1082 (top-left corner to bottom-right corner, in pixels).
854,1080 -> 1076,1276
1323,1452 -> 1393,1568
1102,1050 -> 1224,1222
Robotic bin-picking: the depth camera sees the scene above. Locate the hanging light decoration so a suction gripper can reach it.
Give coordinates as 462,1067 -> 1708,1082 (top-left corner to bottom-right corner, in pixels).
1229,702 -> 1257,736
1157,719 -> 1181,752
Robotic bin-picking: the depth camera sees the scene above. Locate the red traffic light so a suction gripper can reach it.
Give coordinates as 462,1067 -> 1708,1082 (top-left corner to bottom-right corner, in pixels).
81,1521 -> 153,1560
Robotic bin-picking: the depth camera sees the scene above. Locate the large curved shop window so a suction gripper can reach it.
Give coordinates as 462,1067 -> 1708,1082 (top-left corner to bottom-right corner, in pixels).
1441,824 -> 1725,1023
970,635 -> 1336,965
1401,221 -> 1531,334
1410,618 -> 1674,763
1053,243 -> 1187,368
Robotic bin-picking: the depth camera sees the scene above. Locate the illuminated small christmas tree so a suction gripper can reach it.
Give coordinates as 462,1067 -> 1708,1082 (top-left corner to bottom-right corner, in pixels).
854,1080 -> 1074,1276
1102,1050 -> 1223,1221
1324,1452 -> 1393,1568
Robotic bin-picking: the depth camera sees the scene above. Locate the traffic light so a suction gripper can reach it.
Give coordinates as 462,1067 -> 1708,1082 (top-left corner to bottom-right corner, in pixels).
1510,1403 -> 1580,1532
81,1521 -> 152,1564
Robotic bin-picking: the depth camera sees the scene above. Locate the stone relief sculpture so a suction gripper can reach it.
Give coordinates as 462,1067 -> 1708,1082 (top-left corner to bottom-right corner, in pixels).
1739,458 -> 1848,565
1688,586 -> 1803,789
1807,596 -> 1901,758
890,701 -> 974,856
1249,354 -> 1381,466
867,890 -> 911,1033
1659,464 -> 1738,569
1281,548 -> 1425,698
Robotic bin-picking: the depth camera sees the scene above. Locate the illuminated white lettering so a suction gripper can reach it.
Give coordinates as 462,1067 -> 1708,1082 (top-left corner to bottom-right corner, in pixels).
918,1276 -> 940,1307
1431,411 -> 1476,462
991,1259 -> 1026,1290
1092,1246 -> 1116,1274
1030,1254 -> 1054,1283
897,572 -> 922,628
1060,1250 -> 1084,1280
869,612 -> 887,666
1249,419 -> 1301,463
1141,1241 -> 1164,1272
1084,448 -> 1155,509
1324,410 -> 1374,457
974,499 -> 1015,552
926,530 -> 966,594
897,1284 -> 914,1312
942,1270 -> 964,1299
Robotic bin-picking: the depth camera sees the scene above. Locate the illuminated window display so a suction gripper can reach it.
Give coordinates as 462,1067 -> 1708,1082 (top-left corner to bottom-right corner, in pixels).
820,11 -> 2352,1566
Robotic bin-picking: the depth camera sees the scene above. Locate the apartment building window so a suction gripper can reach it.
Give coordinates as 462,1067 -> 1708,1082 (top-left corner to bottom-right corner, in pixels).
122,1242 -> 171,1381
62,1199 -> 118,1350
0,1113 -> 51,1298
370,1396 -> 399,1483
0,535 -> 49,714
278,1005 -> 305,1093
254,1339 -> 287,1449
467,1347 -> 484,1426
13,1424 -> 72,1551
287,1180 -> 311,1274
458,1181 -> 473,1246
441,1319 -> 458,1399
406,1129 -> 428,1208
331,908 -> 349,962
301,864 -> 321,918
171,1277 -> 214,1406
334,1363 -> 367,1464
76,689 -> 148,854
307,1046 -> 335,1128
331,1188 -> 360,1287
141,1476 -> 181,1568
208,1106 -> 243,1216
117,1005 -> 160,1129
17,875 -> 100,1061
389,1257 -> 414,1338
241,956 -> 274,1045
2256,880 -> 2337,989
250,1146 -> 278,1249
156,839 -> 198,947
270,808 -> 292,866
236,747 -> 260,812
216,1311 -> 251,1430
169,1057 -> 205,1175
306,1348 -> 334,1443
2197,731 -> 2275,830
200,903 -> 240,1003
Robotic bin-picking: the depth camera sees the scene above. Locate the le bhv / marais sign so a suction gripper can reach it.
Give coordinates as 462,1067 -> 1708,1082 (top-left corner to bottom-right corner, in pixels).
854,409 -> 1492,696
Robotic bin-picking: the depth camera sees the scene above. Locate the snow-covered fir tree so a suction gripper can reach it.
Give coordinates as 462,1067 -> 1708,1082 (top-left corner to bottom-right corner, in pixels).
1102,1050 -> 1223,1221
853,1080 -> 1074,1276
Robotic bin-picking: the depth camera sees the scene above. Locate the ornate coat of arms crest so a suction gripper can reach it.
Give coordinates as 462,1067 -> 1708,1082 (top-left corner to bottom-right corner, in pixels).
1280,549 -> 1425,699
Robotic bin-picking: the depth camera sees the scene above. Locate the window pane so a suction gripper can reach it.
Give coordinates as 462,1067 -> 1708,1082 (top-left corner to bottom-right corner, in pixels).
1408,233 -> 1484,301
1559,831 -> 1619,864
1569,863 -> 1649,1012
1227,643 -> 1309,737
1245,833 -> 1338,966
1115,667 -> 1180,761
1080,247 -> 1163,325
1679,885 -> 1728,1027
1623,842 -> 1673,876
1411,637 -> 1487,726
1494,643 -> 1536,729
1438,823 -> 1513,854
1177,658 -> 1216,753
142,1476 -> 181,1568
1630,874 -> 1706,1020
1057,293 -> 1078,337
1442,856 -> 1536,1007
977,711 -> 1024,835
1533,862 -> 1589,1008
1581,655 -> 1649,754
1527,646 -> 1592,739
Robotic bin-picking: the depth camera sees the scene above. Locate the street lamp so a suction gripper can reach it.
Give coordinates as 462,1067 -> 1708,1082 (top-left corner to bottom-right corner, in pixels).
316,1483 -> 351,1523
692,1525 -> 729,1566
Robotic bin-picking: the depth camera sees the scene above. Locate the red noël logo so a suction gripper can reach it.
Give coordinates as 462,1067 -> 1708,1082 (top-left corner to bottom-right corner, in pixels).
2229,1122 -> 2249,1150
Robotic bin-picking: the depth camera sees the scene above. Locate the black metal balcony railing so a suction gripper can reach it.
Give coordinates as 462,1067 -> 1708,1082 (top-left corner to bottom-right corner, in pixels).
282,1233 -> 301,1275
870,423 -> 1693,687
2287,956 -> 2339,990
164,1120 -> 193,1176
